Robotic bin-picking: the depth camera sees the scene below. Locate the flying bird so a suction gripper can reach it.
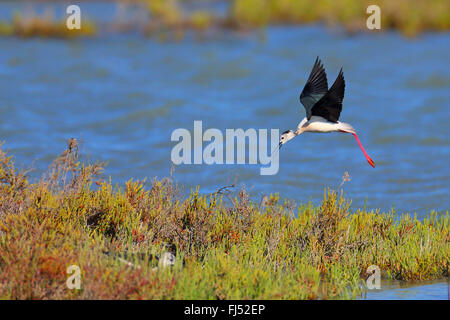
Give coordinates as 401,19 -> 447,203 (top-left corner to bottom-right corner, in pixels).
278,57 -> 375,168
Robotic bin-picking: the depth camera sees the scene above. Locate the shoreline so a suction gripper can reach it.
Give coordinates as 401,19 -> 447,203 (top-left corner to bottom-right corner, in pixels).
0,0 -> 449,39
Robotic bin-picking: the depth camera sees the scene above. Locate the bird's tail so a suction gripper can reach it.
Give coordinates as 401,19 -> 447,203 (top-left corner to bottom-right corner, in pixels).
338,122 -> 356,134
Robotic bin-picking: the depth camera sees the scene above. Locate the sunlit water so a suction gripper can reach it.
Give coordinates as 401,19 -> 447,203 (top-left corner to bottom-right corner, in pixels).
363,279 -> 449,300
0,1 -> 448,299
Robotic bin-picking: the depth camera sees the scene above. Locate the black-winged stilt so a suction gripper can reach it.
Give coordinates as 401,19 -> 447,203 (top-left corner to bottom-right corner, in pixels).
278,57 -> 375,168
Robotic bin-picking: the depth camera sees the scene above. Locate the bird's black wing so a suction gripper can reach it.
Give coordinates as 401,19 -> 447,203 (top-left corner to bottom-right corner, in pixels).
310,68 -> 345,123
299,57 -> 329,119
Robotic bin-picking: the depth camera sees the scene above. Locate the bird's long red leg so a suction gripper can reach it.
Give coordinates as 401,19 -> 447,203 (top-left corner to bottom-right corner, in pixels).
352,133 -> 375,168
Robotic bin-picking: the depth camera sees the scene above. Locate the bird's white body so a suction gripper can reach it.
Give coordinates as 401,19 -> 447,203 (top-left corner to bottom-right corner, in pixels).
279,115 -> 374,167
296,116 -> 356,134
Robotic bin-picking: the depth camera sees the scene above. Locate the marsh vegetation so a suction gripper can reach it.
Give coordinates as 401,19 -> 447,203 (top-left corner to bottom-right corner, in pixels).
0,140 -> 447,299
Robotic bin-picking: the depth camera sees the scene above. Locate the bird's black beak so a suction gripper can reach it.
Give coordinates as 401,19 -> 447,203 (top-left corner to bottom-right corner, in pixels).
271,142 -> 282,157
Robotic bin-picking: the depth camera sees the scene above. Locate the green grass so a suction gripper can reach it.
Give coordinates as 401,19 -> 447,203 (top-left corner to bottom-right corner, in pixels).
145,0 -> 450,37
0,139 -> 448,299
228,0 -> 450,36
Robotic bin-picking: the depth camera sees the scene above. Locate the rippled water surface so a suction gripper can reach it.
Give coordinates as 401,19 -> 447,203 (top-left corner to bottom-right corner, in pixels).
364,279 -> 449,300
0,1 -> 449,300
2,29 -> 448,214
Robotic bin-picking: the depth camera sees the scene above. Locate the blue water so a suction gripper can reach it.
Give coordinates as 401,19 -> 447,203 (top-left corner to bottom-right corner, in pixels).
364,280 -> 449,300
0,1 -> 448,299
2,26 -> 448,216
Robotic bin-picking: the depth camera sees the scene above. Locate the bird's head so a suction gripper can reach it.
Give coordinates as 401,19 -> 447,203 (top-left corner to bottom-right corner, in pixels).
279,130 -> 296,149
